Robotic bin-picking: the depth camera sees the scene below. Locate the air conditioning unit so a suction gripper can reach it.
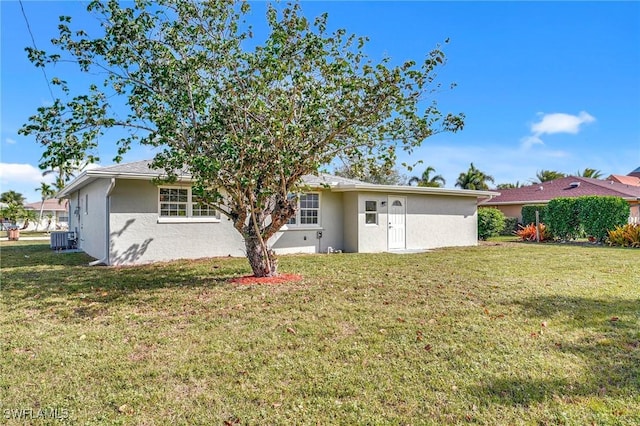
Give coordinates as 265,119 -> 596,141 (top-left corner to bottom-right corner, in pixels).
50,231 -> 78,250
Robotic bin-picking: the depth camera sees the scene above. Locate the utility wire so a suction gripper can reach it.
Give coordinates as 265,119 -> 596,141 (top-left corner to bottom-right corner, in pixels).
18,0 -> 56,102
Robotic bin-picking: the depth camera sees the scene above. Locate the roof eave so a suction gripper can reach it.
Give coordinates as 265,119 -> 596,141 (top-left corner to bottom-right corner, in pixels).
331,183 -> 498,198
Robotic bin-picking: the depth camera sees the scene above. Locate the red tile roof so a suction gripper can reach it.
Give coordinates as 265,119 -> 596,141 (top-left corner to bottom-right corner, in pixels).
484,176 -> 640,205
24,198 -> 69,211
608,174 -> 640,186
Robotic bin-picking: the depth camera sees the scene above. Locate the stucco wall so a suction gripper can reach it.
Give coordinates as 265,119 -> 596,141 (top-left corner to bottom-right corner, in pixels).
68,179 -> 110,261
493,204 -> 523,221
350,191 -> 479,252
405,194 -> 478,249
342,193 -> 359,253
108,179 -> 245,265
270,190 -> 344,254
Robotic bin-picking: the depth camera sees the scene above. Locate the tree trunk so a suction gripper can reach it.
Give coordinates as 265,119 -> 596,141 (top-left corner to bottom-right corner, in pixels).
244,236 -> 278,277
36,201 -> 45,232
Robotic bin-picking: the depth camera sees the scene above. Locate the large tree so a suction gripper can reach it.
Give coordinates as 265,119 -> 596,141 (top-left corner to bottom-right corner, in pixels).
455,163 -> 494,190
333,161 -> 406,185
19,1 -> 464,276
408,166 -> 445,188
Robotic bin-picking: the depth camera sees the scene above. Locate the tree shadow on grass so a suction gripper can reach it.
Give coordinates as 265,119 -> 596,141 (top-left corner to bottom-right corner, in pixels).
1,243 -> 252,309
469,295 -> 640,408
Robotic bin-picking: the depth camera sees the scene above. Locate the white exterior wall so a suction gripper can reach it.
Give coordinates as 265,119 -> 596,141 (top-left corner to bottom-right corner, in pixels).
342,193 -> 359,253
352,192 -> 479,252
404,194 -> 478,249
270,190 -> 344,254
108,179 -> 245,265
68,179 -> 110,260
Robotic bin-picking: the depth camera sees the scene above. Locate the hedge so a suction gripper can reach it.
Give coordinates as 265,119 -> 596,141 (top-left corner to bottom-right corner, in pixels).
578,196 -> 630,242
521,204 -> 547,226
546,198 -> 581,241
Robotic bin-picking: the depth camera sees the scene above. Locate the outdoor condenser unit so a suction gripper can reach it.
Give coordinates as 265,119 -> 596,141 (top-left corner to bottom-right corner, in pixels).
50,231 -> 77,250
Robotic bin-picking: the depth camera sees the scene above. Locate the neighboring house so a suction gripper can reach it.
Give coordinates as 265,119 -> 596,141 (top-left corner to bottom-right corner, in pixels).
482,176 -> 640,223
57,160 -> 496,266
24,199 -> 69,231
607,166 -> 640,187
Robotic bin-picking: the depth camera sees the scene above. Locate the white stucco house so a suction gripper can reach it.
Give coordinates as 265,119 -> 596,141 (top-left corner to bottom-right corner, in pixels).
57,160 -> 497,265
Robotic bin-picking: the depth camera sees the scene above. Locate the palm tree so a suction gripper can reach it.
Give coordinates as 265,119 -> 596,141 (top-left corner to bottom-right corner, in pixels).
35,182 -> 56,231
532,170 -> 566,183
577,168 -> 603,179
496,181 -> 523,189
408,166 -> 446,188
0,190 -> 26,206
455,163 -> 495,190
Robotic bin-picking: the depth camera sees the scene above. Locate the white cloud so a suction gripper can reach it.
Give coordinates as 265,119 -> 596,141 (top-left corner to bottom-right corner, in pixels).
5,138 -> 16,145
0,163 -> 50,184
521,111 -> 595,150
531,111 -> 595,135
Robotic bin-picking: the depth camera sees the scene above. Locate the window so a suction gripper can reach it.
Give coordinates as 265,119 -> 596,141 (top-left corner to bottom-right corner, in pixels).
159,188 -> 188,217
287,192 -> 320,226
365,200 -> 377,225
158,187 -> 219,220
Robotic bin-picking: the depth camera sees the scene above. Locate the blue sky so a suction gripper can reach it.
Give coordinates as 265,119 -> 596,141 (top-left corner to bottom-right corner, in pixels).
2,1 -> 639,202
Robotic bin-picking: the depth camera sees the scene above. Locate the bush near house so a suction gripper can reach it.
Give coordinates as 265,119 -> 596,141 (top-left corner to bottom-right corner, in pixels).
477,208 -> 506,240
607,223 -> 640,247
578,196 -> 630,243
546,198 -> 582,241
500,216 -> 519,236
521,204 -> 547,227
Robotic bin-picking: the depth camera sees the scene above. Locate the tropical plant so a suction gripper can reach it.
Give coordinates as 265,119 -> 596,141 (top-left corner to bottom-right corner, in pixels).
477,208 -> 505,240
19,1 -> 464,276
455,163 -> 494,190
532,170 -> 566,183
607,223 -> 640,248
496,181 -> 523,189
0,190 -> 26,206
515,223 -> 552,242
35,182 -> 57,231
577,168 -> 603,179
408,166 -> 445,187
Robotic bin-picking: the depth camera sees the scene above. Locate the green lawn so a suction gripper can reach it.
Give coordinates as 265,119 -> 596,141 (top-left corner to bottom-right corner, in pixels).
2,241 -> 638,425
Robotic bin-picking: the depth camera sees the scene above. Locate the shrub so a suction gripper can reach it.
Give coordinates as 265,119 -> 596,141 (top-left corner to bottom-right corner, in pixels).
500,216 -> 519,236
521,205 -> 547,226
515,223 -> 552,242
578,196 -> 630,242
478,208 -> 506,240
607,223 -> 640,247
546,198 -> 581,241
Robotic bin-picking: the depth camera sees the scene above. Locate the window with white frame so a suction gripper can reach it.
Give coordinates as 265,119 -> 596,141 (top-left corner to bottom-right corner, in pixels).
287,192 -> 320,226
365,200 -> 377,225
159,187 -> 218,219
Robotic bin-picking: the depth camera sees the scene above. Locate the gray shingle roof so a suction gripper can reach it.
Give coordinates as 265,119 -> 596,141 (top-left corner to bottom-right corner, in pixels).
93,160 -> 364,186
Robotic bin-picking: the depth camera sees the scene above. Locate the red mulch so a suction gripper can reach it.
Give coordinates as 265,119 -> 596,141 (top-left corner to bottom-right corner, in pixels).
229,273 -> 303,285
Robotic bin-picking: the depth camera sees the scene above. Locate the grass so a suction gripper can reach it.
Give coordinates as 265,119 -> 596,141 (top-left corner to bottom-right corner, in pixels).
1,241 -> 639,425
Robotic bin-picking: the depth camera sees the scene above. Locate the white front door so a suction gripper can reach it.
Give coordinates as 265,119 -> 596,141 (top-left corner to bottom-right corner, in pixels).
388,196 -> 406,250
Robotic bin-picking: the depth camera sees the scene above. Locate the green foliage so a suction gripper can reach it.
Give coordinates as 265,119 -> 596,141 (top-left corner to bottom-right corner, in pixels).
408,166 -> 445,187
607,223 -> 640,247
521,204 -> 547,226
477,208 -> 506,240
546,198 -> 581,241
578,196 -> 630,242
456,163 -> 494,190
500,216 -> 519,236
334,161 -> 406,185
577,168 -> 603,179
19,0 -> 464,276
533,170 -> 566,183
496,181 -> 523,189
515,223 -> 552,242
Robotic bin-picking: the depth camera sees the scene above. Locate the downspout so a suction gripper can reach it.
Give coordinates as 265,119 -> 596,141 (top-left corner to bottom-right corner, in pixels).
89,178 -> 116,266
